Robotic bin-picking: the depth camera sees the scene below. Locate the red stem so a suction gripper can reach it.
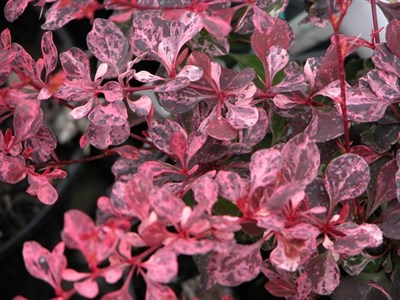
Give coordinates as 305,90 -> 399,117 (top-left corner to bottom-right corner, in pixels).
33,151 -> 114,169
330,2 -> 352,153
370,0 -> 381,44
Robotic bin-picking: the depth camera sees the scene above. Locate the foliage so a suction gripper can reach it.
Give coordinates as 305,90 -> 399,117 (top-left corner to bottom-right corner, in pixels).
1,0 -> 400,299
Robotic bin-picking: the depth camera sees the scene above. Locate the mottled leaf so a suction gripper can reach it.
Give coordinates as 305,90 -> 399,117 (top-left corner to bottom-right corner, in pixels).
13,101 -> 43,144
207,243 -> 262,286
325,154 -> 370,207
216,171 -> 243,204
149,188 -> 185,224
144,249 -> 178,284
281,133 -> 320,185
304,251 -> 340,295
372,44 -> 400,78
149,119 -> 187,155
250,148 -> 283,190
4,0 -> 31,22
334,223 -> 383,255
226,104 -> 259,129
127,95 -> 152,117
304,108 -> 344,143
0,153 -> 26,184
25,125 -> 57,163
22,241 -> 66,290
60,47 -> 91,82
41,31 -> 57,80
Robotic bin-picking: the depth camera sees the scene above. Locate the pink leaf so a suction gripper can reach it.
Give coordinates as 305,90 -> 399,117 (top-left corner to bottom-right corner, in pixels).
367,69 -> 400,101
176,65 -> 203,81
265,46 -> 289,86
346,81 -> 390,122
69,98 -> 94,119
10,43 -> 42,87
127,95 -> 152,117
226,104 -> 259,129
88,101 -> 127,126
4,0 -> 32,22
201,13 -> 231,37
41,31 -> 57,80
133,70 -> 164,83
87,18 -> 129,73
252,17 -> 293,74
207,243 -> 262,286
27,173 -> 59,205
144,249 -> 178,284
102,284 -> 133,300
192,175 -> 218,214
186,131 -> 207,162
22,241 -> 66,291
149,119 -> 187,156
170,131 -> 187,164
41,2 -> 82,30
372,44 -> 400,78
0,153 -> 26,184
123,174 -> 152,220
25,125 -> 57,163
172,238 -> 214,255
325,154 -> 370,207
272,94 -> 301,109
158,88 -> 206,114
62,210 -> 117,267
87,120 -> 130,149
334,223 -> 383,255
62,269 -> 90,281
261,182 -> 305,211
304,251 -> 340,295
100,81 -> 124,102
250,148 -> 283,190
75,278 -> 99,299
155,76 -> 190,93
13,101 -> 43,144
216,171 -> 243,204
149,188 -> 185,224
206,115 -> 237,141
60,47 -> 91,82
145,281 -> 177,300
270,224 -> 320,272
111,145 -> 139,160
281,133 -> 320,185
233,108 -> 269,153
55,84 -> 94,102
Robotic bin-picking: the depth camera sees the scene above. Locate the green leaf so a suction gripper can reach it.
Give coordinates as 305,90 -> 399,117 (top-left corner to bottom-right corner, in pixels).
212,197 -> 241,216
270,112 -> 287,145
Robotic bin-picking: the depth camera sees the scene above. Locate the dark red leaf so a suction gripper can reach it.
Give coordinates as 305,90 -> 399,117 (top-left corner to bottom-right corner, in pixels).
304,251 -> 340,295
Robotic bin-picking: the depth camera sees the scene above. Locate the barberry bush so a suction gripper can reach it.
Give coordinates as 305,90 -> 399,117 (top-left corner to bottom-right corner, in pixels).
1,0 -> 400,299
